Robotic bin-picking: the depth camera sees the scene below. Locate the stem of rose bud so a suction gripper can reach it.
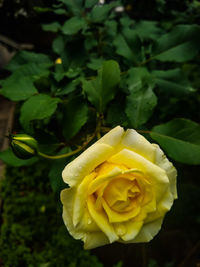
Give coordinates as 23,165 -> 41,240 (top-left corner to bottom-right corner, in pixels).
38,134 -> 95,160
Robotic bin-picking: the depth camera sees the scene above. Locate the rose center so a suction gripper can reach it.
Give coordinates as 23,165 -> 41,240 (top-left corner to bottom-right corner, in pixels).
103,178 -> 141,212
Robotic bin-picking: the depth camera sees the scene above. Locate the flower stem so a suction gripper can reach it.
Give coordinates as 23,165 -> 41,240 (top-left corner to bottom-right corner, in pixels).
96,112 -> 103,139
38,134 -> 95,160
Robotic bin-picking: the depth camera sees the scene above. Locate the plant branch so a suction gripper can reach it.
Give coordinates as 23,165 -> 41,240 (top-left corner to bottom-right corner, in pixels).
96,112 -> 103,139
38,133 -> 95,160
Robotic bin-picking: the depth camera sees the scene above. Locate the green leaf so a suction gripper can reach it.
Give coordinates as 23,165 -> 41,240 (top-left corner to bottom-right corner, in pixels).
104,20 -> 117,37
59,0 -> 83,16
0,148 -> 38,167
6,51 -> 51,72
90,3 -> 117,23
53,72 -> 65,82
48,147 -> 71,193
55,80 -> 78,96
65,67 -> 82,78
54,8 -> 67,15
2,60 -> 51,101
52,36 -> 65,54
126,85 -> 157,128
152,69 -> 195,95
85,0 -> 98,8
42,22 -> 61,32
1,76 -> 38,101
126,67 -> 152,92
120,17 -> 134,28
33,6 -> 53,13
15,62 -> 51,79
134,20 -> 163,40
113,30 -> 142,64
87,58 -> 104,70
62,96 -> 88,140
150,118 -> 200,165
62,17 -> 86,35
84,34 -> 98,51
20,94 -> 60,132
152,24 -> 200,62
82,60 -> 120,112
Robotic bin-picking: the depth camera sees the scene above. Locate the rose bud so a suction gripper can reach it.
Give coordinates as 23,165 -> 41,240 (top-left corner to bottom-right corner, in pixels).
10,133 -> 38,159
61,126 -> 177,249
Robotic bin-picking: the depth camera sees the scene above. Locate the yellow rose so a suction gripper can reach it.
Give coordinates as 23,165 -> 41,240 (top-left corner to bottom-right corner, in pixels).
61,126 -> 177,249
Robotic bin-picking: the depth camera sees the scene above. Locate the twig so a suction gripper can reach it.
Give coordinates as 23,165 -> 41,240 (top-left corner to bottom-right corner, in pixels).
38,133 -> 95,160
0,34 -> 34,50
96,112 -> 104,139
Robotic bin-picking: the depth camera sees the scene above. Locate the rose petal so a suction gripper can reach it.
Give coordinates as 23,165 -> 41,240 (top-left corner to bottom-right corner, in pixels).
153,144 -> 178,199
97,126 -> 124,147
61,188 -> 84,240
87,195 -> 119,243
131,217 -> 164,243
61,188 -> 99,239
101,198 -> 141,223
88,166 -> 123,195
61,188 -> 109,249
108,149 -> 169,203
88,166 -> 142,195
144,190 -> 174,223
119,129 -> 156,162
118,220 -> 144,241
83,231 -> 110,250
73,172 -> 97,227
62,143 -> 114,187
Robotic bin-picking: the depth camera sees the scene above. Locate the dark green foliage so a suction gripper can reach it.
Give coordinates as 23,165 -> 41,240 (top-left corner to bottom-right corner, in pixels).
20,94 -> 60,133
62,96 -> 88,140
150,119 -> 200,165
1,2 -> 199,161
0,148 -> 38,167
82,60 -> 120,112
0,164 -> 103,267
48,147 -> 72,193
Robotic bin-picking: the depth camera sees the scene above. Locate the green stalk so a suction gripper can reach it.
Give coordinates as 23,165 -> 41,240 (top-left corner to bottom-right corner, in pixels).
38,134 -> 95,160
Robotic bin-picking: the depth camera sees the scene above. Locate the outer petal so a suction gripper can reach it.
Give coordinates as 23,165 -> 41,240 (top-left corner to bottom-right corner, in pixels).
62,143 -> 114,187
83,232 -> 109,249
153,144 -> 178,199
118,220 -> 144,241
61,188 -> 84,240
108,149 -> 169,202
119,129 -> 156,162
96,126 -> 124,147
73,172 -> 97,227
61,189 -> 101,243
145,190 -> 174,223
130,217 -> 164,243
61,189 -> 110,249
